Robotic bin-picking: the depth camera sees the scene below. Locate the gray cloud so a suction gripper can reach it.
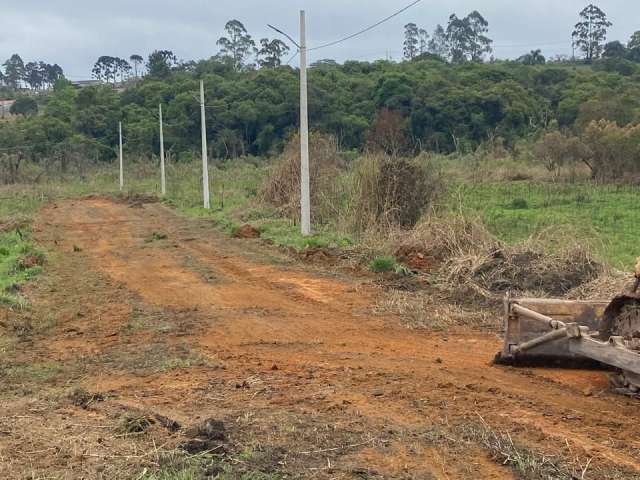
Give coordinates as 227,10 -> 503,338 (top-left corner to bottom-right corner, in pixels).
1,0 -> 637,79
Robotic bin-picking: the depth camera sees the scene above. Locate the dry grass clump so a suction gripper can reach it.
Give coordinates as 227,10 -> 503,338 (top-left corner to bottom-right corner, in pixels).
0,214 -> 30,233
350,155 -> 442,232
393,214 -> 603,303
260,132 -> 345,224
374,289 -> 497,331
566,269 -> 634,300
459,421 -> 576,480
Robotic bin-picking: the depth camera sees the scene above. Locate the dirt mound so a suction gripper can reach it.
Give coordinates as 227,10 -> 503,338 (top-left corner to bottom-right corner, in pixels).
394,245 -> 438,272
233,224 -> 261,239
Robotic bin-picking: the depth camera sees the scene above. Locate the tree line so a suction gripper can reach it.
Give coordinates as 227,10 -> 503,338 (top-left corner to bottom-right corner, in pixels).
89,20 -> 290,84
402,4 -> 640,66
1,4 -> 640,179
403,10 -> 492,62
0,54 -> 64,90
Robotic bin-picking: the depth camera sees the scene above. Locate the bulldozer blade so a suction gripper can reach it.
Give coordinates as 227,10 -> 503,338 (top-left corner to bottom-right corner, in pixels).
495,295 -> 610,368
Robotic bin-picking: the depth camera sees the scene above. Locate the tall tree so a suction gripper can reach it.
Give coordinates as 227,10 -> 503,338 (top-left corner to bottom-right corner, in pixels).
3,54 -> 25,88
257,39 -> 290,68
115,58 -> 132,82
24,62 -> 44,90
130,54 -> 144,77
217,20 -> 256,70
446,14 -> 471,64
572,4 -> 612,63
92,56 -> 117,83
147,50 -> 177,78
628,31 -> 640,61
465,11 -> 493,62
428,25 -> 449,58
45,64 -> 64,87
418,28 -> 430,55
629,31 -> 640,50
403,23 -> 420,60
445,12 -> 492,63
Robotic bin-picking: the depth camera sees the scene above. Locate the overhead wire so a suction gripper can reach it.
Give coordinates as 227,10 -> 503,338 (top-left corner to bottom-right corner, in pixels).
308,0 -> 422,52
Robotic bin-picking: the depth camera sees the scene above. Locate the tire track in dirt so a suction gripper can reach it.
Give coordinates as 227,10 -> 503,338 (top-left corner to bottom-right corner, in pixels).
33,197 -> 640,478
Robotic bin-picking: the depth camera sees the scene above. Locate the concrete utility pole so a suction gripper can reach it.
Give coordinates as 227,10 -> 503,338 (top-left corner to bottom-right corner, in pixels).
299,10 -> 311,236
200,80 -> 211,209
159,104 -> 166,196
118,121 -> 124,191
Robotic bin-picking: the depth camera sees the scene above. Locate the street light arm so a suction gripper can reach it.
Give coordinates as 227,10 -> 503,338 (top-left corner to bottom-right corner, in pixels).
267,24 -> 301,49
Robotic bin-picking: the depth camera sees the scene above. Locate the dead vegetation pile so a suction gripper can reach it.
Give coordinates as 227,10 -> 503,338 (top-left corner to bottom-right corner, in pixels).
566,270 -> 634,300
350,154 -> 442,232
260,133 -> 345,225
394,215 -> 603,303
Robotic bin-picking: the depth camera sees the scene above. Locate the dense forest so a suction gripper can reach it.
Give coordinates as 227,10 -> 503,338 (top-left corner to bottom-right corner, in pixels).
1,4 -> 640,173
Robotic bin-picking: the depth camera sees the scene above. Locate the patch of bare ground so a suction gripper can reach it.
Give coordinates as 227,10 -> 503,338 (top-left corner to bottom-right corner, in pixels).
1,198 -> 640,479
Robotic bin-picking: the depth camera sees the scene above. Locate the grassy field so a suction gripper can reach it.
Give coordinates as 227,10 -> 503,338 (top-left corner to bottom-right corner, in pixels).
454,182 -> 640,268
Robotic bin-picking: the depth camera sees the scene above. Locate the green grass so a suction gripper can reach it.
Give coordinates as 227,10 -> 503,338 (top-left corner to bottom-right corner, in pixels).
163,160 -> 353,251
453,181 -> 640,268
0,230 -> 43,305
370,256 -> 397,273
138,451 -> 282,480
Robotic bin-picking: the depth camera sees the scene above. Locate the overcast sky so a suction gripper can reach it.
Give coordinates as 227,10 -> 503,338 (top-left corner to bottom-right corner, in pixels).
1,0 -> 637,79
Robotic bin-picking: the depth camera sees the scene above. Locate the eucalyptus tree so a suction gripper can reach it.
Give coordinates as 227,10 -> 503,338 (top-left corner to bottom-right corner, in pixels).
572,4 -> 612,63
428,25 -> 449,58
130,54 -> 144,77
3,54 -> 25,88
403,23 -> 420,60
217,20 -> 256,70
257,39 -> 290,68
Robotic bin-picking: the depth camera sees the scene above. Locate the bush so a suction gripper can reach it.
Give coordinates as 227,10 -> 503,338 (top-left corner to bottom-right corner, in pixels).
533,130 -> 590,176
510,198 -> 529,209
10,97 -> 38,116
582,120 -> 640,181
370,256 -> 397,273
350,155 -> 442,232
260,133 -> 345,225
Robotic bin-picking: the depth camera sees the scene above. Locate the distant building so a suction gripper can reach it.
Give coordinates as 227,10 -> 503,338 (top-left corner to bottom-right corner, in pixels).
70,80 -> 103,89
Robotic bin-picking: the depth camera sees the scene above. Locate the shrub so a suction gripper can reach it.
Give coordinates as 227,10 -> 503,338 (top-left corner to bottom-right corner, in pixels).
260,133 -> 345,225
370,256 -> 397,273
510,198 -> 529,209
533,130 -> 590,176
582,120 -> 640,181
350,155 -> 442,232
10,97 -> 38,116
366,108 -> 412,156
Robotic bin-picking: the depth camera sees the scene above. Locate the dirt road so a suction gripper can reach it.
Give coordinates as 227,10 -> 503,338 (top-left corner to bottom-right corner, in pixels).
2,197 -> 640,479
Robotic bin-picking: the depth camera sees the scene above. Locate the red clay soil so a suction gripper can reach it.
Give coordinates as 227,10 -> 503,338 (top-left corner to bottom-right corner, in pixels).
2,197 -> 640,479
